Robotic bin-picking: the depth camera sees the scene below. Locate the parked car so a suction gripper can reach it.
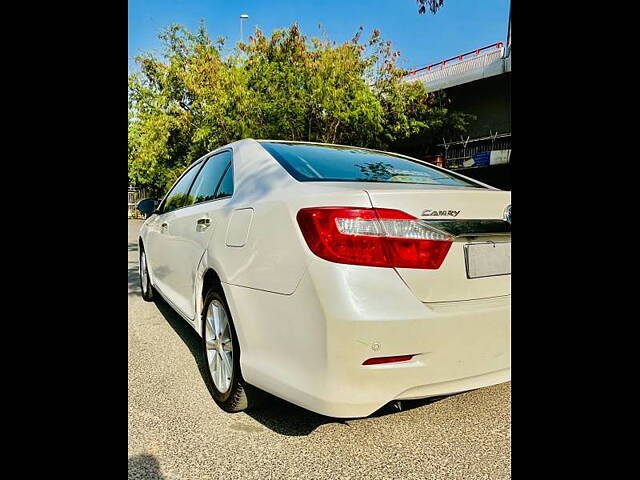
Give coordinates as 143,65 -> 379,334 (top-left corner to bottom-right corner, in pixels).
136,139 -> 511,418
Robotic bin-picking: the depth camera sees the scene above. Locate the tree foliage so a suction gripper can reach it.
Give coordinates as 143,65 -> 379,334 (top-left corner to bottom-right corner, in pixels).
128,22 -> 471,192
416,0 -> 445,15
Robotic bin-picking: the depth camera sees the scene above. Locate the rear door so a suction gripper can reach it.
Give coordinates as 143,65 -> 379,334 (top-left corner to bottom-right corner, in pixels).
365,186 -> 511,302
145,161 -> 203,307
165,150 -> 234,320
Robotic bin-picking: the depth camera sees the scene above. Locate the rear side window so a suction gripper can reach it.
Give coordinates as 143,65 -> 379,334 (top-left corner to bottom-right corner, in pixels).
215,163 -> 234,199
161,162 -> 202,213
188,151 -> 233,205
260,142 -> 481,188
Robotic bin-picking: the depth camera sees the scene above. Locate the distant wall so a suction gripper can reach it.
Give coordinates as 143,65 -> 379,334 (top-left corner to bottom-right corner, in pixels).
446,72 -> 511,138
458,163 -> 511,191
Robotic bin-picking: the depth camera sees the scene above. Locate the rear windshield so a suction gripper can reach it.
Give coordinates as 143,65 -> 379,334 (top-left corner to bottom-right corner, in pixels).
260,142 -> 481,188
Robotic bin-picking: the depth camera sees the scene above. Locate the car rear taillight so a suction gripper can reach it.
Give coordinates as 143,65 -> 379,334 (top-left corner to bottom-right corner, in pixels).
296,207 -> 452,269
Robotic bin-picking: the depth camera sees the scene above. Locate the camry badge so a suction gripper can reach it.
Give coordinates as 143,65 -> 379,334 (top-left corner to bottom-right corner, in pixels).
421,209 -> 461,217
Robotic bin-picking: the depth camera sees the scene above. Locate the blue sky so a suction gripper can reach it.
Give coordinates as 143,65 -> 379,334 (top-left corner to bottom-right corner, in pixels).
129,0 -> 509,72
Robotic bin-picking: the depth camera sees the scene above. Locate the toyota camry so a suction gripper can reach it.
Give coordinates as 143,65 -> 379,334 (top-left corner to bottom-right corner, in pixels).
136,139 -> 511,418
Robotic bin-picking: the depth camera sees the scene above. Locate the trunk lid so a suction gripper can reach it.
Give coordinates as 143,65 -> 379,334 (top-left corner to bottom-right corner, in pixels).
365,186 -> 511,302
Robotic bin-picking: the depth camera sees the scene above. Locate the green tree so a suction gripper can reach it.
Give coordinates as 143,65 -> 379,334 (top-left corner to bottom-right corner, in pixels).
128,23 -> 252,192
128,22 -> 471,193
416,0 -> 445,14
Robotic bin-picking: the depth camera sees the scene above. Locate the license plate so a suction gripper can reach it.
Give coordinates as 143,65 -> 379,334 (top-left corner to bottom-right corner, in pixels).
464,242 -> 511,279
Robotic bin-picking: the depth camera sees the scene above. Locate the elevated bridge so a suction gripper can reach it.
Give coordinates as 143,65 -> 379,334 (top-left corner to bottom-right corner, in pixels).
402,23 -> 511,189
404,42 -> 510,92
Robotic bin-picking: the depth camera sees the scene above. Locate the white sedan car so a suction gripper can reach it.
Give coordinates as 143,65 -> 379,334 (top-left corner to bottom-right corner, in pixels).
136,139 -> 511,418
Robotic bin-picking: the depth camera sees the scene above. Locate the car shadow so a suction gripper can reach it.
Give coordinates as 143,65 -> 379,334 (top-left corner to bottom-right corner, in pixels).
152,295 -> 460,437
153,297 -> 206,371
128,241 -> 141,295
244,391 -> 460,436
128,262 -> 140,294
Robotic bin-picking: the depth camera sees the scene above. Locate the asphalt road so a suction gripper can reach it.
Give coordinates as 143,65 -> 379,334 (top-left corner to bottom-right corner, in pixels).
128,219 -> 511,480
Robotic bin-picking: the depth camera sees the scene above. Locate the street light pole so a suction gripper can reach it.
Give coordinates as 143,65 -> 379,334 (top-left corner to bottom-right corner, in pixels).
506,1 -> 511,56
240,14 -> 249,43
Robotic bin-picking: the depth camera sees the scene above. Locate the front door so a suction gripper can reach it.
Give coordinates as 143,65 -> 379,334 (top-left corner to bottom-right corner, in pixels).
145,161 -> 203,314
164,150 -> 234,320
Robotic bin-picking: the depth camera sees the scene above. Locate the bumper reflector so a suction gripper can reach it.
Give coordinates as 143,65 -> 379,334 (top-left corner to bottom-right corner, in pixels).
362,355 -> 414,366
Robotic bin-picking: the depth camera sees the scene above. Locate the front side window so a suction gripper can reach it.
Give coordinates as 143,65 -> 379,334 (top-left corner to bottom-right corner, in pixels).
160,162 -> 202,213
188,151 -> 233,205
260,142 -> 482,188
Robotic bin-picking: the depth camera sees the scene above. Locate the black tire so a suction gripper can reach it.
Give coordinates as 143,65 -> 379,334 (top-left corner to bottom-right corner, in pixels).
200,289 -> 261,412
139,248 -> 154,302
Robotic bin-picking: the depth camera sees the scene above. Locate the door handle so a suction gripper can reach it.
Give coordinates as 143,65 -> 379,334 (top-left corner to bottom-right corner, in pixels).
161,222 -> 168,233
196,217 -> 211,230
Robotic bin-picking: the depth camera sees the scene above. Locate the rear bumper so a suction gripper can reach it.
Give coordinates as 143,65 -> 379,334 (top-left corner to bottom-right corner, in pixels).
317,293 -> 510,417
225,260 -> 511,418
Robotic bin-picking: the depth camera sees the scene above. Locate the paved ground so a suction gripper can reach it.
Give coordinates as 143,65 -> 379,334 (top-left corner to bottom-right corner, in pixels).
128,219 -> 511,480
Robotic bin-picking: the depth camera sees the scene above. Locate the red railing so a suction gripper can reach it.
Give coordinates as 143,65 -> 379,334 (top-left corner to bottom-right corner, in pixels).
406,42 -> 504,76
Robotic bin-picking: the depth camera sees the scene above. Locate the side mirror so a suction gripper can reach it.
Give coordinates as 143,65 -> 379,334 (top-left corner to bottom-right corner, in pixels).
136,198 -> 158,217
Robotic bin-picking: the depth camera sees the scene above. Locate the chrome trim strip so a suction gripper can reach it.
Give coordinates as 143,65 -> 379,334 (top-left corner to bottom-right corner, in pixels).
424,219 -> 511,238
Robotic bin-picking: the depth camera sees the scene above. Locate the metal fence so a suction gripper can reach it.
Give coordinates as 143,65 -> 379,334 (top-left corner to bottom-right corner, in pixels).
128,187 -> 149,219
438,133 -> 511,170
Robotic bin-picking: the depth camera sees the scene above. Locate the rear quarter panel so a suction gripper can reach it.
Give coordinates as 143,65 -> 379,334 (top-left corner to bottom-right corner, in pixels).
209,141 -> 374,295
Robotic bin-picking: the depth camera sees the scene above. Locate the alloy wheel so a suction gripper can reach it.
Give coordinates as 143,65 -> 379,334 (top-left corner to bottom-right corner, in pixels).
204,300 -> 234,393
